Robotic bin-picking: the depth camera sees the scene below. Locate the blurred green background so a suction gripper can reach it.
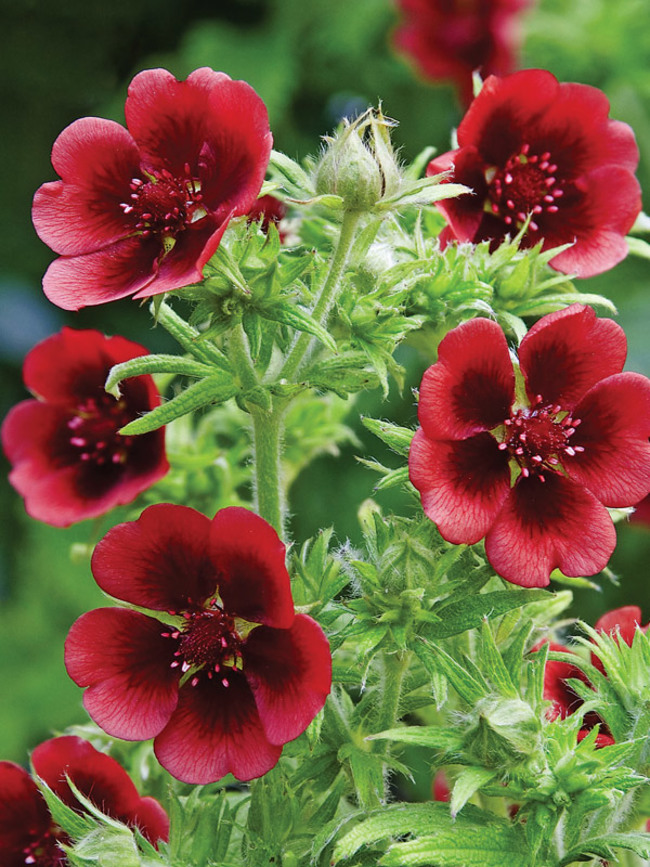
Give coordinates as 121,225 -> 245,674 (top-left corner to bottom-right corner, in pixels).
1,0 -> 649,763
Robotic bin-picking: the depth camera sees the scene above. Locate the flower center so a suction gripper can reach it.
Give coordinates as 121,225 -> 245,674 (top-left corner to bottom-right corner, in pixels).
23,830 -> 68,866
120,165 -> 207,251
497,397 -> 583,482
67,395 -> 134,467
485,143 -> 564,233
164,605 -> 243,689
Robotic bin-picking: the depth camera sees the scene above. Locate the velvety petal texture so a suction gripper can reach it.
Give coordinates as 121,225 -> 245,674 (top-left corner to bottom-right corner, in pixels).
0,761 -> 57,867
409,306 -> 650,587
427,68 -> 641,277
65,505 -> 332,784
33,67 -> 272,309
1,328 -> 168,527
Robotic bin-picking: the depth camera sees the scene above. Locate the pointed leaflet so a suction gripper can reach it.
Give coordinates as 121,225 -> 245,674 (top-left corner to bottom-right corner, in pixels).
105,355 -> 215,398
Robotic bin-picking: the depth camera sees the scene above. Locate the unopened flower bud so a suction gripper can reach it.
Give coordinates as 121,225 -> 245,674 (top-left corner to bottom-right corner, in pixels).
314,108 -> 401,212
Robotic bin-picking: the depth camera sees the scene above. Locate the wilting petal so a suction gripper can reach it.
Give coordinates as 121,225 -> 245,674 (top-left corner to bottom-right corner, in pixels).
91,504 -> 217,611
519,304 -> 627,410
409,429 -> 511,544
0,761 -> 52,862
417,317 -> 514,440
485,472 -> 617,587
154,673 -> 282,783
65,608 -> 179,740
211,507 -> 295,629
565,373 -> 650,506
244,614 -> 331,745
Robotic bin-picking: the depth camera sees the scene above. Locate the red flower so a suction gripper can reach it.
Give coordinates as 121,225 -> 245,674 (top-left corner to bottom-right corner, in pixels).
247,194 -> 287,237
32,67 -> 272,310
591,605 -> 648,674
427,69 -> 641,277
2,328 -> 168,527
408,305 -> 650,587
0,736 -> 168,865
393,0 -> 533,105
64,505 -> 332,784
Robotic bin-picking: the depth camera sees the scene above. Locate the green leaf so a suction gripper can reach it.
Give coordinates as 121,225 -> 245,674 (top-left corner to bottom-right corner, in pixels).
152,300 -> 231,368
105,355 -> 215,398
559,832 -> 650,865
417,639 -> 488,705
380,823 -> 529,867
479,618 -> 519,698
269,149 -> 314,198
119,373 -> 238,435
367,726 -> 464,752
36,779 -> 95,840
626,235 -> 650,260
427,589 -> 552,638
263,300 -> 338,352
450,767 -> 498,816
361,417 -> 415,456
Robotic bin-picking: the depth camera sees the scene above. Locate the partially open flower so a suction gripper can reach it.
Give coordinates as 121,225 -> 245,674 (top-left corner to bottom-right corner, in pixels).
408,305 -> 650,587
427,69 -> 641,277
0,736 -> 168,865
2,328 -> 168,527
33,67 -> 272,310
65,505 -> 332,784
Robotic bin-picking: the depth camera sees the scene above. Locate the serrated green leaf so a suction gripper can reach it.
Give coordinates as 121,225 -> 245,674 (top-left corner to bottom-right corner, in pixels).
380,823 -> 529,867
417,639 -> 488,705
361,417 -> 415,456
427,589 -> 551,638
373,466 -> 411,491
105,355 -> 215,398
367,726 -> 464,752
269,149 -> 314,198
559,832 -> 650,865
264,300 -> 338,352
153,301 -> 231,368
36,779 -> 96,840
479,618 -> 519,698
119,373 -> 238,434
450,767 -> 499,816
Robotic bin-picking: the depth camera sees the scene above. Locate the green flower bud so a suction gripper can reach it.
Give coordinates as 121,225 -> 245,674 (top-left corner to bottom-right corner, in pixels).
314,108 -> 401,212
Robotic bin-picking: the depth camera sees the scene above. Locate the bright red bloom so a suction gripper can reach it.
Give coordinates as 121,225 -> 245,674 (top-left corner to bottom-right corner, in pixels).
32,67 -> 272,310
393,0 -> 533,105
64,505 -> 332,784
0,736 -> 168,865
408,305 -> 650,587
427,69 -> 641,277
2,328 -> 168,527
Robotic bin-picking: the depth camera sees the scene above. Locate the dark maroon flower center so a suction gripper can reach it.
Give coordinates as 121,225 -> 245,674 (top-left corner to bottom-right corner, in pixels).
164,605 -> 244,689
486,144 -> 564,232
497,398 -> 583,481
121,166 -> 207,246
67,394 -> 134,467
23,829 -> 68,866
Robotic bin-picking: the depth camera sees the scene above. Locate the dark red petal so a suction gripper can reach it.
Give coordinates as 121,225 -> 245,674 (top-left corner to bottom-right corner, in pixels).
409,428 -> 511,544
243,614 -> 331,745
32,117 -> 140,256
154,673 -> 282,783
565,373 -> 650,506
485,472 -> 617,587
0,761 -> 52,860
128,797 -> 170,845
519,304 -> 627,411
427,146 -> 487,241
65,608 -> 179,740
591,605 -> 647,675
210,507 -> 295,629
417,317 -> 514,440
535,641 -> 586,719
41,236 -> 161,310
578,728 -> 616,748
91,504 -> 217,611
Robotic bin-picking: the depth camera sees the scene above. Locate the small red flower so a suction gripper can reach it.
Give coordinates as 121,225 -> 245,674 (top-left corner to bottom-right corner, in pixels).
2,328 -> 168,527
408,305 -> 650,587
393,0 -> 533,105
247,194 -> 287,237
32,67 -> 272,310
0,736 -> 168,865
427,69 -> 641,277
64,505 -> 332,784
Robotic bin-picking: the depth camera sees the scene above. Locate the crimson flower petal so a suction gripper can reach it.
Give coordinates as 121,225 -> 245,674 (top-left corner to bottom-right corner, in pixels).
409,429 -> 511,544
485,472 -> 617,587
32,118 -> 140,256
591,605 -> 647,675
536,641 -> 586,720
427,146 -> 488,241
154,673 -> 282,783
565,373 -> 650,506
65,608 -> 179,740
129,797 -> 171,846
243,614 -> 332,746
417,317 -> 514,440
0,761 -> 53,863
519,304 -> 627,411
210,507 -> 295,629
91,504 -> 217,612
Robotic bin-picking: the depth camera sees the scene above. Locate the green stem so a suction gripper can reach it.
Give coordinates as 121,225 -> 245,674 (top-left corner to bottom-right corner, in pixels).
227,324 -> 284,535
281,209 -> 362,382
376,649 -> 410,737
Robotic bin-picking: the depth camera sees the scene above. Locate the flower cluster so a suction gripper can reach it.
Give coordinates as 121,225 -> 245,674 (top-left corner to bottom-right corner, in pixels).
428,69 -> 641,277
409,305 -> 650,587
64,505 -> 332,784
2,328 -> 168,527
0,735 -> 168,864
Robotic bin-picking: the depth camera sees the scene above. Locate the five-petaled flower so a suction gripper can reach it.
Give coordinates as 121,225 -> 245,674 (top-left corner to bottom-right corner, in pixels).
64,504 -> 332,784
32,67 -> 272,310
0,735 -> 168,865
408,305 -> 650,587
393,0 -> 533,105
427,69 -> 641,277
2,328 -> 168,527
